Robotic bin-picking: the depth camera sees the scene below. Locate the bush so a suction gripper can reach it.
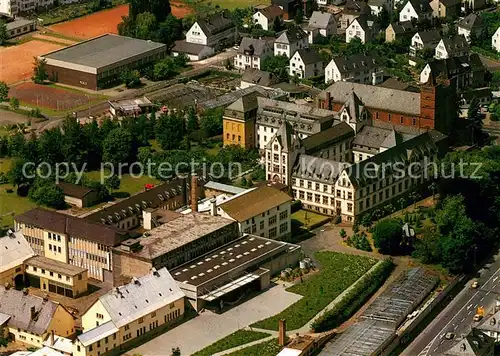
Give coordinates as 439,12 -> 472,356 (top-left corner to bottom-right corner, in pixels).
291,199 -> 302,213
310,259 -> 394,332
348,232 -> 372,252
373,218 -> 403,255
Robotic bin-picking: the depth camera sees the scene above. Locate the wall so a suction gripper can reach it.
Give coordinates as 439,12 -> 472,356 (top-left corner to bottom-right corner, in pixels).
112,253 -> 152,282
69,236 -> 110,281
292,179 -> 336,216
18,223 -> 45,256
44,230 -> 68,263
48,305 -> 76,338
8,327 -> 44,347
82,301 -> 112,331
64,195 -> 84,208
0,265 -> 24,288
45,64 -> 98,91
223,117 -> 255,149
25,264 -> 88,297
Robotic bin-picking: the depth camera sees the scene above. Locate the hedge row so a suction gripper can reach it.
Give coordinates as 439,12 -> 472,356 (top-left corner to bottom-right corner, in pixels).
310,259 -> 395,332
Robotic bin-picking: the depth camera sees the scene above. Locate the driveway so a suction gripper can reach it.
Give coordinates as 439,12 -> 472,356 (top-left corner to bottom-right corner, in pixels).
127,284 -> 302,356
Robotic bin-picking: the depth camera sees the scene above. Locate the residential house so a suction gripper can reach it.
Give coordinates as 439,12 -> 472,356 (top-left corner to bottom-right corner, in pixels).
458,13 -> 484,43
409,29 -> 442,64
341,0 -> 371,29
274,26 -> 309,57
73,268 -> 185,356
385,21 -> 417,43
429,0 -> 461,19
346,15 -> 374,44
0,230 -> 34,289
234,37 -> 273,71
304,11 -> 337,44
443,328 -> 494,356
56,182 -> 99,208
368,0 -> 394,15
493,27 -> 500,52
400,0 -> 433,23
325,53 -> 383,85
289,48 -> 324,79
272,0 -> 300,20
0,286 -> 75,347
185,11 -> 237,49
5,18 -> 36,39
217,186 -> 292,239
240,68 -> 283,89
434,34 -> 469,59
252,4 -> 284,31
172,41 -> 214,61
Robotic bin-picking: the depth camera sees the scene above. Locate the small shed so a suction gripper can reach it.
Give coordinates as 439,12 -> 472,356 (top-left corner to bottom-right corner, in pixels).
56,182 -> 99,208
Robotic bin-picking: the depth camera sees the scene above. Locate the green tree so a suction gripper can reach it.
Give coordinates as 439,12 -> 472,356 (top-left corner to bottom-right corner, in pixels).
153,57 -> 177,80
129,0 -> 171,22
8,132 -> 26,157
8,158 -> 33,187
104,175 -> 121,191
345,37 -> 365,55
373,218 -> 402,255
155,113 -> 185,150
118,15 -> 136,37
271,16 -> 283,32
467,96 -> 483,144
294,9 -> 303,24
120,69 -> 141,88
200,107 -> 224,137
32,57 -> 48,84
376,7 -> 390,29
28,180 -> 66,209
135,12 -> 158,39
0,20 -> 6,46
61,116 -> 86,166
171,347 -> 180,356
9,97 -> 19,111
156,14 -> 183,50
103,128 -> 133,167
186,106 -> 198,134
261,55 -> 289,82
0,81 -> 8,102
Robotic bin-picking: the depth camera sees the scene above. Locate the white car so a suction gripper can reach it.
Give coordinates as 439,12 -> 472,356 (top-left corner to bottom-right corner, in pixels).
472,281 -> 479,289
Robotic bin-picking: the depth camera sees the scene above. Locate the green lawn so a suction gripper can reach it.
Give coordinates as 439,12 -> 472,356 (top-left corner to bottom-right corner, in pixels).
203,0 -> 269,9
225,339 -> 281,356
192,330 -> 269,356
292,209 -> 330,229
0,158 -> 13,174
0,184 -> 38,228
85,171 -> 161,196
251,252 -> 378,331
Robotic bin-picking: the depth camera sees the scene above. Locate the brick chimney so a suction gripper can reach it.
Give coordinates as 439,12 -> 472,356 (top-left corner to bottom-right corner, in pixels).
278,319 -> 287,346
191,174 -> 198,213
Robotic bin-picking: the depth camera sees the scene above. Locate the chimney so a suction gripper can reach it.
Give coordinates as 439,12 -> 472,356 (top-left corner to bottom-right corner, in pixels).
210,198 -> 217,216
278,319 -> 287,346
325,91 -> 331,110
191,174 -> 198,213
142,209 -> 152,230
50,330 -> 54,346
30,306 -> 36,320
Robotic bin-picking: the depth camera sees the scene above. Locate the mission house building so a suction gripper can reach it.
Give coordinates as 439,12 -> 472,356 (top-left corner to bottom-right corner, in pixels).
223,74 -> 452,221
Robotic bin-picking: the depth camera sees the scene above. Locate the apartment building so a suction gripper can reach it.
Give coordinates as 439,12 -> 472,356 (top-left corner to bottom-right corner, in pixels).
14,209 -> 129,281
73,268 -> 185,356
325,53 -> 383,85
234,37 -> 274,71
274,26 -> 308,57
217,186 -> 292,240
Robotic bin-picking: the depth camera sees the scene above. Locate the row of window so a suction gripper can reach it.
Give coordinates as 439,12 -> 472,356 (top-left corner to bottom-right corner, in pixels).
295,190 -> 335,206
48,232 -> 61,241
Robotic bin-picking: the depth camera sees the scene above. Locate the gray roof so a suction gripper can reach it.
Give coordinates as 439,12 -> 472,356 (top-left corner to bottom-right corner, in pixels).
478,309 -> 500,334
293,48 -> 323,65
440,34 -> 469,52
302,121 -> 354,153
203,181 -> 247,195
320,81 -> 421,116
406,0 -> 432,12
238,37 -> 273,57
199,86 -> 285,110
42,34 -> 166,70
416,30 -> 442,46
224,90 -> 261,112
308,11 -> 334,29
0,231 -> 34,273
5,18 -> 35,31
25,256 -> 86,277
77,321 -> 118,347
0,286 -> 62,335
387,21 -> 416,35
275,27 -> 308,44
352,15 -> 371,32
353,126 -> 414,152
458,13 -> 483,30
172,40 -> 212,55
344,0 -> 371,14
425,56 -> 475,80
292,154 -> 346,184
330,53 -> 381,73
443,329 -> 495,356
197,11 -> 235,37
98,268 -> 184,328
265,121 -> 300,152
241,68 -> 282,87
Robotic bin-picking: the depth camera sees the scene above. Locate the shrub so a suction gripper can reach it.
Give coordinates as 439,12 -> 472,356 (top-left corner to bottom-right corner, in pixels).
291,199 -> 302,213
373,218 -> 403,255
310,259 -> 394,332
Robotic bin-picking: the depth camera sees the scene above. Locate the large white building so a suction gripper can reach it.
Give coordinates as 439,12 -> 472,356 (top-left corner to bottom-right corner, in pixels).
434,35 -> 469,60
346,15 -> 373,44
325,54 -> 383,85
185,11 -> 237,48
289,49 -> 324,79
399,0 -> 432,23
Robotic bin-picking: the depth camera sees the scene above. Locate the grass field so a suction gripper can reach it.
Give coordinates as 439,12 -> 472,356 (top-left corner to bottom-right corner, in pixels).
0,158 -> 13,174
0,184 -> 38,229
195,0 -> 269,9
251,252 -> 378,331
85,171 -> 161,196
225,339 -> 281,356
292,209 -> 330,229
192,330 -> 269,356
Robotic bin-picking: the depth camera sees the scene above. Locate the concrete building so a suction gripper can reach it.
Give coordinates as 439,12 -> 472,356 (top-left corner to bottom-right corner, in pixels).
434,35 -> 469,60
458,13 -> 484,43
325,53 -> 383,85
204,181 -> 248,198
111,212 -> 239,281
234,37 -> 274,71
74,268 -> 185,356
346,15 -> 374,44
492,27 -> 500,52
0,230 -> 34,288
274,27 -> 309,57
56,182 -> 99,208
400,0 -> 433,22
25,256 -> 88,298
385,21 -> 417,43
185,10 -> 236,49
252,4 -> 284,31
289,48 -> 324,79
0,286 -> 75,347
171,234 -> 301,311
5,18 -> 36,38
478,310 -> 500,342
217,186 -> 292,240
15,209 -> 129,281
40,34 -> 167,90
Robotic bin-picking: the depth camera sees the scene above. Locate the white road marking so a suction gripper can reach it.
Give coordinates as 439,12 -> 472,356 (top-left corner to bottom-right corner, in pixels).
440,340 -> 444,345
461,318 -> 465,322
468,311 -> 472,315
493,276 -> 498,282
454,325 -> 458,330
468,304 -> 473,309
487,291 -> 491,295
474,304 -> 478,308
480,297 -> 484,301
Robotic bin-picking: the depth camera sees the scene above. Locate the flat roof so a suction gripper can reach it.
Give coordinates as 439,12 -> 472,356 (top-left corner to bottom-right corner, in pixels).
25,256 -> 87,277
116,213 -> 235,260
6,18 -> 34,31
171,234 -> 293,287
42,34 -> 166,70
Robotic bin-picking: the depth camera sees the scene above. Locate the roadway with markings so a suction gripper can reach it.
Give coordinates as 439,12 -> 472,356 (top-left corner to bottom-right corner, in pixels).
402,253 -> 500,356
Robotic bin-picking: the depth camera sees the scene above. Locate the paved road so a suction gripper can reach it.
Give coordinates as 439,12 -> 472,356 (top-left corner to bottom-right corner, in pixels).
402,253 -> 500,356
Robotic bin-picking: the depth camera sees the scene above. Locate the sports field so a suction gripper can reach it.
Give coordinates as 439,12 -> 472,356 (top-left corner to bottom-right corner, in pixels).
0,40 -> 64,85
48,2 -> 193,39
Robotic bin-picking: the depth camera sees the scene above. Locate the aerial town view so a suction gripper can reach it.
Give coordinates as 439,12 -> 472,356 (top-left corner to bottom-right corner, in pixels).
1,0 -> 500,353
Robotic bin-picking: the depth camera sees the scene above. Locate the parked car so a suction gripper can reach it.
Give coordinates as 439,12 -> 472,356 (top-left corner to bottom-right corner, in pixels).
445,332 -> 455,340
472,280 -> 479,289
473,314 -> 483,322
